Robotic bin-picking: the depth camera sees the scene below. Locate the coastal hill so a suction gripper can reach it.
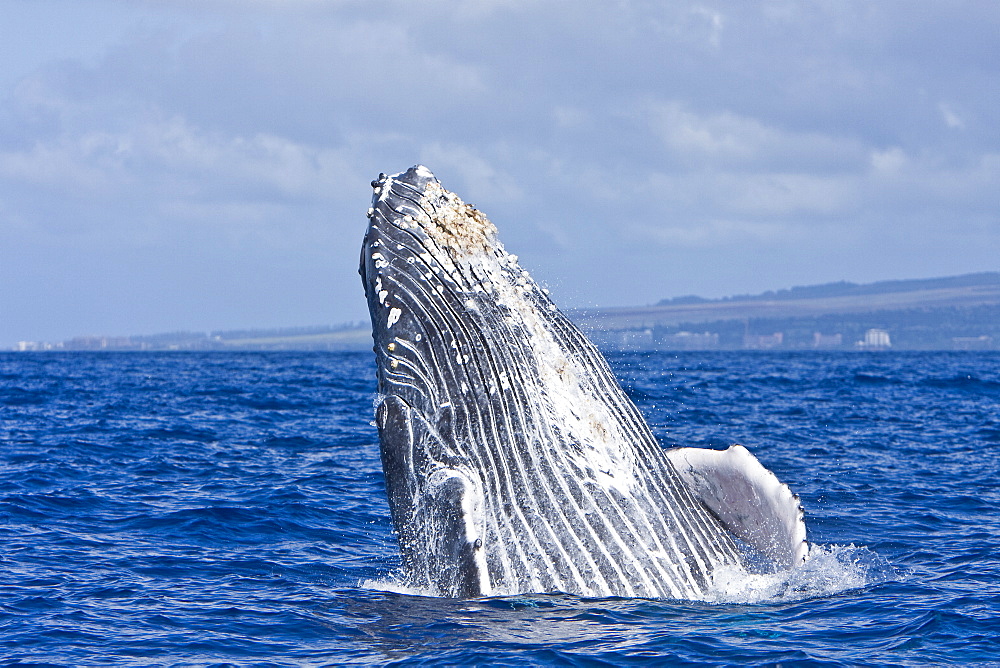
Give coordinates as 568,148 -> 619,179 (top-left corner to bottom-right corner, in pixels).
576,272 -> 1000,350
13,272 -> 1000,352
15,323 -> 373,353
576,272 -> 1000,330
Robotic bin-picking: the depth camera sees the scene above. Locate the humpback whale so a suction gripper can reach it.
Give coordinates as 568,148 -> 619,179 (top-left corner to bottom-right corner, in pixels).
360,166 -> 807,599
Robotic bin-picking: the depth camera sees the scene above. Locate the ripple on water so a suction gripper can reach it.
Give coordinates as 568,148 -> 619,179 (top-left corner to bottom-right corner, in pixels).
0,350 -> 998,665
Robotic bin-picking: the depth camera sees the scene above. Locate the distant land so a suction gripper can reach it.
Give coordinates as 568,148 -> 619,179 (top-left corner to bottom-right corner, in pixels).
11,272 -> 1000,352
576,271 -> 1000,351
12,323 -> 373,353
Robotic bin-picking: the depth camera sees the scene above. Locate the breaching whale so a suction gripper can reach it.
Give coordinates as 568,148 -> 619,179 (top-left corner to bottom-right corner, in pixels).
360,166 -> 808,599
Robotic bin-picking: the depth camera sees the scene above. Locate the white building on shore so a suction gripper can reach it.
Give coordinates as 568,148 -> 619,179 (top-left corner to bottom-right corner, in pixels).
857,328 -> 891,350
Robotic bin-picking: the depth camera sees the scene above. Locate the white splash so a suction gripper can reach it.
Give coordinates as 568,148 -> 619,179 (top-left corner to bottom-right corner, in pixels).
704,543 -> 896,604
361,576 -> 441,598
361,543 -> 894,604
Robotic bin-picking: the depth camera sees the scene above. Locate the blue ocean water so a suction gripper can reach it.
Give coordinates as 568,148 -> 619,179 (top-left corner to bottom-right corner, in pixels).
1,351 -> 999,666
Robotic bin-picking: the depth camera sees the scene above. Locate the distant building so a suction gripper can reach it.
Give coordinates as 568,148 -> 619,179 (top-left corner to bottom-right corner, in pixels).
856,328 -> 891,350
659,331 -> 720,350
618,328 -> 654,350
63,336 -> 133,350
587,328 -> 654,351
743,332 -> 783,349
13,341 -> 63,351
812,332 -> 843,348
952,335 -> 994,351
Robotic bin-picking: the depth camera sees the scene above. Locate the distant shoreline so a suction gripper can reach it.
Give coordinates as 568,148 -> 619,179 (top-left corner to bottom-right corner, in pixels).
12,272 -> 1000,352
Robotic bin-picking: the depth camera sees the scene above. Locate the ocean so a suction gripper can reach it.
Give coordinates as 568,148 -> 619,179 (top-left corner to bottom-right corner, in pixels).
1,351 -> 998,666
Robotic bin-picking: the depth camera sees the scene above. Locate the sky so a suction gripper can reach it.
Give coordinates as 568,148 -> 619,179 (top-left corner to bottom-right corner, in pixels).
2,1 -> 998,345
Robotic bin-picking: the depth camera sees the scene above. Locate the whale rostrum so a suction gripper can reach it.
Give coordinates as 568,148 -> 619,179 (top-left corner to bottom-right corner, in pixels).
360,165 -> 808,599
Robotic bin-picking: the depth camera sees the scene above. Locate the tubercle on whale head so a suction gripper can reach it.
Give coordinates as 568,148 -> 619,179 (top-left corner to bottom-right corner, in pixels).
361,166 -> 511,354
360,166 -> 560,346
359,165 -> 565,358
367,165 -> 499,259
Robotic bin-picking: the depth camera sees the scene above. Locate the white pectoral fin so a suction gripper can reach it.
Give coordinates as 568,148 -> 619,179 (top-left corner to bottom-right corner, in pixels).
665,445 -> 808,569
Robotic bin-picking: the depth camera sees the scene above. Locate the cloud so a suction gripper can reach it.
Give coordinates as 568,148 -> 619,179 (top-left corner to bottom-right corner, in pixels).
939,102 -> 965,130
869,147 -> 907,175
0,112 -> 359,238
633,218 -> 792,247
642,101 -> 866,172
688,6 -> 724,48
2,1 -> 999,342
